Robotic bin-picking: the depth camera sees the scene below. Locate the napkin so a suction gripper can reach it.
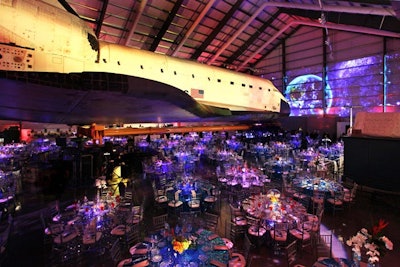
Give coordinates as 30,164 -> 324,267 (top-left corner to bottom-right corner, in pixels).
132,248 -> 148,255
209,259 -> 227,267
208,234 -> 219,240
213,245 -> 229,250
196,228 -> 205,235
123,261 -> 134,267
136,243 -> 148,249
53,214 -> 61,222
67,217 -> 78,225
129,256 -> 149,267
175,190 -> 181,201
295,229 -> 303,234
235,216 -> 246,221
157,196 -> 167,201
144,236 -> 156,243
62,231 -> 72,237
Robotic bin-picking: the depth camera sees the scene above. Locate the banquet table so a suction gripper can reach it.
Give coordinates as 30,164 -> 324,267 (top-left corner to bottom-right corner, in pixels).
222,167 -> 268,189
312,257 -> 358,267
122,227 -> 230,267
164,178 -> 215,208
293,177 -> 343,194
49,195 -> 121,249
264,158 -> 294,174
242,192 -> 309,230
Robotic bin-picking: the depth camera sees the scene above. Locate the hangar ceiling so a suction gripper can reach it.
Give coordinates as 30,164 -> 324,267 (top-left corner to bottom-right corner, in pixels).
66,0 -> 400,75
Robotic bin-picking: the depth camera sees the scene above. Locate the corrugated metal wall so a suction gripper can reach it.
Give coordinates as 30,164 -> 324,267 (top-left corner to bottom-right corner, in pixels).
260,26 -> 400,118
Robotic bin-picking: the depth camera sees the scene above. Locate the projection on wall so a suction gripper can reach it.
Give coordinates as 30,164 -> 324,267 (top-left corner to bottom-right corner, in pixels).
284,54 -> 400,117
385,52 -> 400,113
284,74 -> 332,116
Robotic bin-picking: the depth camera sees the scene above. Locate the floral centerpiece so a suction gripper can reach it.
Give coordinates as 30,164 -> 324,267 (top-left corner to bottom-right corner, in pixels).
346,219 -> 393,265
95,177 -> 107,189
172,236 -> 191,254
95,177 -> 107,202
267,189 -> 281,204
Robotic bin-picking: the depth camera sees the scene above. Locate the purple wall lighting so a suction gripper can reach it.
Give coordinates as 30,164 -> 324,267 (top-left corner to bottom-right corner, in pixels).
284,53 -> 400,117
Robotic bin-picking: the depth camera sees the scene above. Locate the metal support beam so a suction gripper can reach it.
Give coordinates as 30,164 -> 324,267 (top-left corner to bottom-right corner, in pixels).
191,0 -> 245,61
224,13 -> 279,67
95,0 -> 109,38
206,1 -> 396,66
172,0 -> 216,57
281,39 -> 287,94
149,0 -> 184,52
322,28 -> 327,115
383,37 -> 388,112
264,1 -> 396,17
124,0 -> 148,46
238,19 -> 400,72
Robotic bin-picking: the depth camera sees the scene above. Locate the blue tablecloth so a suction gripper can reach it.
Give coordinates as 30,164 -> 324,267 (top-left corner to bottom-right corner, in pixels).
126,228 -> 230,267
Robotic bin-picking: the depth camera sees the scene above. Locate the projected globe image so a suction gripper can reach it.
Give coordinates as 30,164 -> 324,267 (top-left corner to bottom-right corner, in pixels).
285,74 -> 332,116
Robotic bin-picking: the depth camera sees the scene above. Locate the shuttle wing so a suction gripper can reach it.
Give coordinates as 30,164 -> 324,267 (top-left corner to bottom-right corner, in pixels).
0,71 -> 287,124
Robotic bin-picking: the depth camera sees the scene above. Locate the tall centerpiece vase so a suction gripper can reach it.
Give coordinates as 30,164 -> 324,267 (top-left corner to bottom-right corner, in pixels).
96,188 -> 100,203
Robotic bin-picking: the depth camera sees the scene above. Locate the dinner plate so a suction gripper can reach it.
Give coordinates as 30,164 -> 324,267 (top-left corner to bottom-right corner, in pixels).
151,255 -> 162,263
201,245 -> 212,252
129,244 -> 149,255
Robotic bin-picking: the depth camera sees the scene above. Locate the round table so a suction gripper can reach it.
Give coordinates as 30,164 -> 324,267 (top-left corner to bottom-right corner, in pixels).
125,228 -> 230,267
242,193 -> 308,230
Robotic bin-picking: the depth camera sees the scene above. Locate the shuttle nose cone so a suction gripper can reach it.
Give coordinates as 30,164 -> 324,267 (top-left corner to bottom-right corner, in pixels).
280,99 -> 291,115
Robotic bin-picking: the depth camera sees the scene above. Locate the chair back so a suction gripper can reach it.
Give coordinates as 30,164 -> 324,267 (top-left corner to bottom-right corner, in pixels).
316,230 -> 333,259
285,240 -> 297,267
351,183 -> 358,198
40,212 -> 47,230
245,215 -> 259,227
152,213 -> 168,231
226,220 -> 245,242
110,239 -> 122,263
204,212 -> 219,232
312,190 -> 325,201
229,203 -> 244,218
126,224 -> 141,248
273,222 -> 288,238
244,233 -> 254,263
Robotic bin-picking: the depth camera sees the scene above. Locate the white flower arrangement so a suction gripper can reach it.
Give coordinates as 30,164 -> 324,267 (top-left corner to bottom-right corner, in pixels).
95,178 -> 107,189
346,220 -> 393,264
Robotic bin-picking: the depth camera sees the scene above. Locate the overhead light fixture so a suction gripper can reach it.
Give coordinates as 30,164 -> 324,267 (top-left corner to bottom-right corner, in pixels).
318,0 -> 333,58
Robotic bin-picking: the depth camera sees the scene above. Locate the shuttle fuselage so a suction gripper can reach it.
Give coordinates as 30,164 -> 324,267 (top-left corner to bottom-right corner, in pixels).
0,0 -> 289,124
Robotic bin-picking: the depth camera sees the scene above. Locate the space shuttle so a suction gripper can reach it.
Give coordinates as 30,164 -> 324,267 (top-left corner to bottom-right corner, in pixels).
0,0 -> 290,125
